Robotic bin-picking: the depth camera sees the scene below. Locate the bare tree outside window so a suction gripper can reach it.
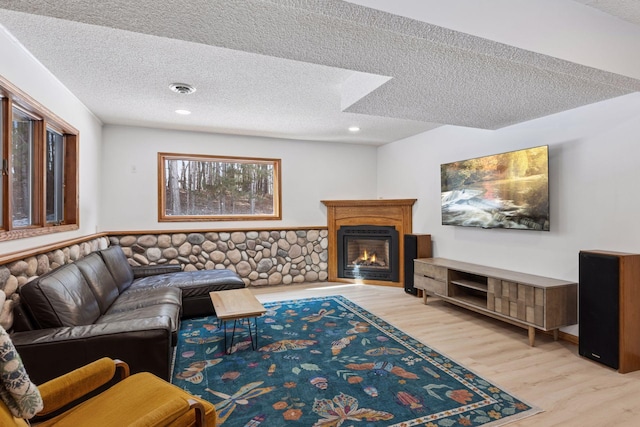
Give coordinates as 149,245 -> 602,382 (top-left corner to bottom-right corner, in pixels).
11,108 -> 35,228
46,128 -> 65,224
158,153 -> 281,221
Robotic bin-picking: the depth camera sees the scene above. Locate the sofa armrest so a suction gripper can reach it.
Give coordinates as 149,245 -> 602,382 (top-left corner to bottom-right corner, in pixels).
132,264 -> 182,279
11,317 -> 174,384
37,357 -> 122,416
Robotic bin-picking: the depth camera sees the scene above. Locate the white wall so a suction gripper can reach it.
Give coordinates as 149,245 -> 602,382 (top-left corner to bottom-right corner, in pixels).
0,26 -> 102,253
100,125 -> 378,231
378,92 -> 640,287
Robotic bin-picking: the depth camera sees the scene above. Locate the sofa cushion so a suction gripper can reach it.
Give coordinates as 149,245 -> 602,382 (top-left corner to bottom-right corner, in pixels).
99,305 -> 180,334
11,302 -> 37,332
19,263 -> 101,328
128,269 -> 245,318
129,269 -> 245,297
132,264 -> 182,279
98,246 -> 134,293
74,253 -> 120,314
110,287 -> 182,313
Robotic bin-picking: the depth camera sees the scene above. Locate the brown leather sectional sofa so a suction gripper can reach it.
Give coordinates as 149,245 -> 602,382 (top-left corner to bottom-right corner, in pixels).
10,245 -> 245,384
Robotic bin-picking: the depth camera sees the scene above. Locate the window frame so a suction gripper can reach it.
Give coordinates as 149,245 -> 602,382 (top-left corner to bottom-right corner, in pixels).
0,75 -> 79,241
158,152 -> 282,222
45,126 -> 66,225
10,105 -> 39,229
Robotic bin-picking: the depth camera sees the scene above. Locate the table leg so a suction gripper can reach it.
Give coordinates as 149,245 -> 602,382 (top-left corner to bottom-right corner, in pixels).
222,320 -> 227,353
227,319 -> 239,354
255,318 -> 258,349
248,317 -> 258,350
528,326 -> 536,347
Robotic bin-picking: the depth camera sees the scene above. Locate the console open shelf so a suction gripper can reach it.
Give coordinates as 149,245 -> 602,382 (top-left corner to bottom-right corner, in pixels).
413,257 -> 577,346
450,279 -> 488,292
448,291 -> 487,309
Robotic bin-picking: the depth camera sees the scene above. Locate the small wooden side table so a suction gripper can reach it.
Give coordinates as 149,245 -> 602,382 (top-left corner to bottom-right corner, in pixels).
209,288 -> 266,354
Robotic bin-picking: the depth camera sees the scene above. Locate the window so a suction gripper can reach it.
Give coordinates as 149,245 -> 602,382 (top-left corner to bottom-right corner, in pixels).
11,108 -> 36,228
158,153 -> 281,221
46,128 -> 65,224
0,76 -> 79,240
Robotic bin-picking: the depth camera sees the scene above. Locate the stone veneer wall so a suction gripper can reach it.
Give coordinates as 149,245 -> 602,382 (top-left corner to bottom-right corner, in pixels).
0,236 -> 110,330
108,229 -> 329,287
0,228 -> 328,330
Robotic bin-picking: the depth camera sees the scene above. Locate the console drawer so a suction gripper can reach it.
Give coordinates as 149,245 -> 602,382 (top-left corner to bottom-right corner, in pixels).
414,261 -> 447,282
414,274 -> 446,296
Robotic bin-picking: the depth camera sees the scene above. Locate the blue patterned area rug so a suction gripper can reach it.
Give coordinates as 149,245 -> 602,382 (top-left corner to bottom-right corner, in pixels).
172,295 -> 541,426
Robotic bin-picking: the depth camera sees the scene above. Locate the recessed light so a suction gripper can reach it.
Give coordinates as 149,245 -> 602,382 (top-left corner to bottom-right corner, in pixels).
175,109 -> 191,115
348,126 -> 360,132
169,83 -> 196,94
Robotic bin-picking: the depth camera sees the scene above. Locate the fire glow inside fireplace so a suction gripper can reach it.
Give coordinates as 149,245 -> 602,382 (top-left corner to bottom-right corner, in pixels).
337,225 -> 399,282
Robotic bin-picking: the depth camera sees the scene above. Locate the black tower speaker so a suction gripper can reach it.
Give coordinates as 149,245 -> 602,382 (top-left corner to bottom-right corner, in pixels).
579,251 -> 620,369
404,234 -> 431,296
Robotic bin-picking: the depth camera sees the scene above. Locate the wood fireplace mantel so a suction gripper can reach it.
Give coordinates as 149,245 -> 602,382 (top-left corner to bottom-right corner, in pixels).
321,199 -> 417,287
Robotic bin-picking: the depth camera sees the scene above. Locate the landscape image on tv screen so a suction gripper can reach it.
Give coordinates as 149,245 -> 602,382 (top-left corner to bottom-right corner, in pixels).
441,145 -> 549,231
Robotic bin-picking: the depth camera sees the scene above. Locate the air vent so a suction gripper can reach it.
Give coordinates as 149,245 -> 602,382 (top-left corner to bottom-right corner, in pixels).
169,83 -> 196,94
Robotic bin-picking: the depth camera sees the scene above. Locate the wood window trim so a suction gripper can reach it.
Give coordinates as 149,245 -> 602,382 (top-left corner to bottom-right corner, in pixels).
158,152 -> 282,222
0,224 -> 79,242
1,97 -> 10,229
63,133 -> 79,225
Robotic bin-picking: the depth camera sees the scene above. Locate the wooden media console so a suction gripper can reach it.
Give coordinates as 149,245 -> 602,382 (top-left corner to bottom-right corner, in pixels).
414,258 -> 577,346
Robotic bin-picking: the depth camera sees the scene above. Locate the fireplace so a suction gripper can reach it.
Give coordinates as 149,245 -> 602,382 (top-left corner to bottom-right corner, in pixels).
337,225 -> 399,282
322,199 -> 416,286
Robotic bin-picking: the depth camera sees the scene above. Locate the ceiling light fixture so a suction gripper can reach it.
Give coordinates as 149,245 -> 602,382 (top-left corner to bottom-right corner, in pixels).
175,109 -> 191,115
348,126 -> 360,132
169,83 -> 196,94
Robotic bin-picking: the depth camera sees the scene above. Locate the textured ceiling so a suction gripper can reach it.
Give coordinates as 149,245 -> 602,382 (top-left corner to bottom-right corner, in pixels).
0,0 -> 639,145
575,0 -> 640,26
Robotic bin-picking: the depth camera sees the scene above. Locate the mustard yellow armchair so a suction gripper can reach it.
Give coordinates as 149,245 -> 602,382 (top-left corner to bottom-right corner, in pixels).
0,357 -> 217,427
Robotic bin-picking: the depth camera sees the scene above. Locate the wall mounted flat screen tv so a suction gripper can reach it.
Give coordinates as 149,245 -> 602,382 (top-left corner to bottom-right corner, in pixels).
441,145 -> 549,231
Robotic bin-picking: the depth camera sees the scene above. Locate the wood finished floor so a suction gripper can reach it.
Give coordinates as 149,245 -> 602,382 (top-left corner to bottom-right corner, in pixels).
251,282 -> 640,427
